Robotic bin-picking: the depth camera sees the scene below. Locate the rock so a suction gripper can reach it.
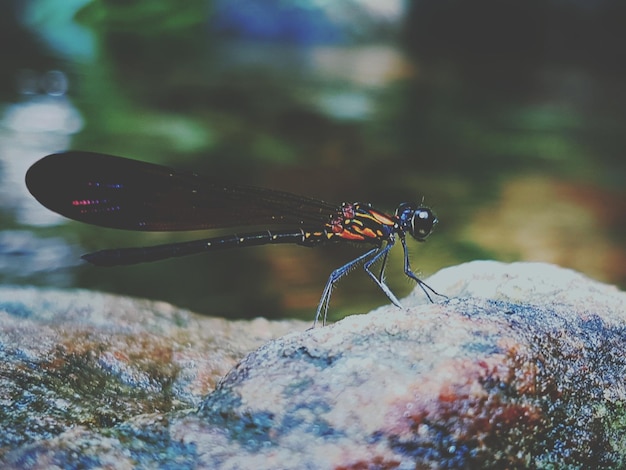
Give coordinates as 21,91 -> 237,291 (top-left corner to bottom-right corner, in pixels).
0,287 -> 305,459
1,261 -> 625,469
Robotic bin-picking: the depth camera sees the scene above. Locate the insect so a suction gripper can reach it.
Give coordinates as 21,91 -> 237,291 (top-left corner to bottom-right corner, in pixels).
25,151 -> 444,326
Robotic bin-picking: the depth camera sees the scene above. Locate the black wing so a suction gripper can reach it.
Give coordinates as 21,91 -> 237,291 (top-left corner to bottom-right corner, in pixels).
25,151 -> 338,231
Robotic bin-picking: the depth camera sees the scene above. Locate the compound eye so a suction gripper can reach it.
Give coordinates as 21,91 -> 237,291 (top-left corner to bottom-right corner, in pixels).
411,208 -> 437,241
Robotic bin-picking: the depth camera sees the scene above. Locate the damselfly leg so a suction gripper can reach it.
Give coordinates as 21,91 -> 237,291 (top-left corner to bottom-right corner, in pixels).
313,246 -> 380,327
399,236 -> 447,303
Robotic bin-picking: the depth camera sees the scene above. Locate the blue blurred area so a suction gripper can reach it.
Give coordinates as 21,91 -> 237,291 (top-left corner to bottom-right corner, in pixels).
212,0 -> 343,44
0,0 -> 624,320
211,0 -> 405,44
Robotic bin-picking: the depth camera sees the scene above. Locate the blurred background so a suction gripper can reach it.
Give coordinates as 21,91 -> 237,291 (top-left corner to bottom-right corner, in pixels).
0,0 -> 624,322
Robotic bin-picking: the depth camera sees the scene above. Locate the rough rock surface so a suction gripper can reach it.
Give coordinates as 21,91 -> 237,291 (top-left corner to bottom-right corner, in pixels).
0,288 -> 305,456
1,261 -> 625,469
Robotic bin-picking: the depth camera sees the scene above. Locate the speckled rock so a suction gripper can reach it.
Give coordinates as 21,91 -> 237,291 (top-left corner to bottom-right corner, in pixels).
0,287 -> 305,457
1,261 -> 625,469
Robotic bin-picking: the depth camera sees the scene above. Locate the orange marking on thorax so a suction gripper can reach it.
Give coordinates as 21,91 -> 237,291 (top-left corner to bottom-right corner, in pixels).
357,226 -> 378,239
326,204 -> 396,243
335,230 -> 366,241
364,209 -> 396,227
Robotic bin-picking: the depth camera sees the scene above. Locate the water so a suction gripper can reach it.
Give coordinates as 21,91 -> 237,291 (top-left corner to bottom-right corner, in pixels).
1,0 -> 624,321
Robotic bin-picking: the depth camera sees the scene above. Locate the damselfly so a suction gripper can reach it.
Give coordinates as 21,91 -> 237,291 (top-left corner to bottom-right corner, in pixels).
26,151 -> 445,326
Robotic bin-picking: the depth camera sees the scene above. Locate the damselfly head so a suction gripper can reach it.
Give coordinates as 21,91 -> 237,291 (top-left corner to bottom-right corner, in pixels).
395,203 -> 437,242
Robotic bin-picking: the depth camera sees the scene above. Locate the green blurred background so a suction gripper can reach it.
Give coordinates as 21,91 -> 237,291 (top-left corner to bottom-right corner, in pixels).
1,0 -> 624,322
